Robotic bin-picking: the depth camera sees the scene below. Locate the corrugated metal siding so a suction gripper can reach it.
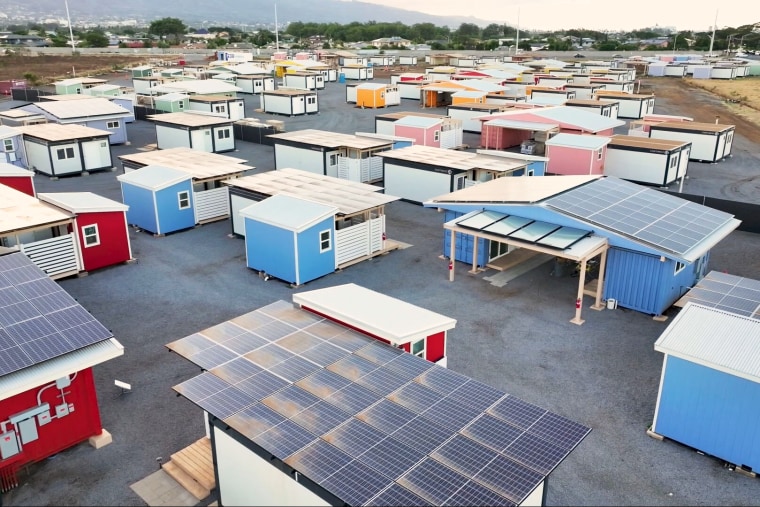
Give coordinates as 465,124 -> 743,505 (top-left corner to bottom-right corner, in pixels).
443,210 -> 487,267
654,355 -> 760,471
604,247 -> 665,314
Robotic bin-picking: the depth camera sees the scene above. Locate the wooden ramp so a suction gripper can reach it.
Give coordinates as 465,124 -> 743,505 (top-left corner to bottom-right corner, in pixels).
486,249 -> 542,272
163,437 -> 215,501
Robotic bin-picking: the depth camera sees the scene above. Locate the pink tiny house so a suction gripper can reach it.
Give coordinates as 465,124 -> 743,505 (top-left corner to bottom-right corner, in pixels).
393,115 -> 464,150
544,133 -> 610,175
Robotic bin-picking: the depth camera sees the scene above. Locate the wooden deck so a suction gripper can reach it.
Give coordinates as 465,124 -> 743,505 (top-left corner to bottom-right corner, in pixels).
163,437 -> 215,501
486,249 -> 542,272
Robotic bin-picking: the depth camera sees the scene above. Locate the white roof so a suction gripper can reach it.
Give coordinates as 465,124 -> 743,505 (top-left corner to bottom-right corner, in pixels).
455,79 -> 507,93
117,165 -> 192,191
655,302 -> 760,384
0,162 -> 33,177
545,133 -> 611,150
153,79 -> 242,94
268,129 -> 392,150
55,77 -> 107,86
377,145 -> 528,173
0,125 -> 21,139
224,168 -> 399,215
451,90 -> 488,98
427,174 -> 600,204
147,111 -> 233,127
88,84 -> 123,92
226,63 -> 272,74
0,184 -> 74,234
530,106 -> 625,132
16,123 -> 111,141
483,119 -> 560,132
356,82 -> 389,90
394,115 -> 442,128
293,283 -> 457,345
118,147 -> 252,181
239,193 -> 337,232
154,92 -> 189,102
37,192 -> 128,213
30,97 -> 130,120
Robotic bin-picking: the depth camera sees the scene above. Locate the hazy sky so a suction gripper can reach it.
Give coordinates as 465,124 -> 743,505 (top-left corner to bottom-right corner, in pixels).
354,0 -> 758,32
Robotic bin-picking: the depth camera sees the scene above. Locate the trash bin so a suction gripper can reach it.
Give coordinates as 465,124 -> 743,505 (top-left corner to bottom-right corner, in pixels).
551,258 -> 573,277
338,73 -> 345,83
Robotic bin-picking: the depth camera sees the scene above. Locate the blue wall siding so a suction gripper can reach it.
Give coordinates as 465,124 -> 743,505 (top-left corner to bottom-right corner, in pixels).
121,184 -> 158,234
244,220 -> 297,283
295,218 -> 336,285
86,118 -> 128,144
513,161 -> 547,176
392,140 -> 414,149
604,248 -> 666,314
655,355 -> 760,471
442,210 -> 488,266
155,181 -> 196,234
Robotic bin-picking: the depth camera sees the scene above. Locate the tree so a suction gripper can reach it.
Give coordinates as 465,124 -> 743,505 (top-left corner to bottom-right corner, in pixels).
82,30 -> 109,48
148,17 -> 187,45
482,23 -> 503,40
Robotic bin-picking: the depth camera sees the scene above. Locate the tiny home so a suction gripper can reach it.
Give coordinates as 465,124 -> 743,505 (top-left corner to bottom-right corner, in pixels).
396,79 -> 433,100
398,54 -> 418,66
369,55 -> 395,67
377,144 -> 530,204
153,92 -> 189,113
117,165 -> 195,236
260,89 -> 319,116
392,115 -> 464,150
564,83 -> 607,100
168,298 -> 589,507
269,129 -> 392,183
0,251 -> 123,486
147,111 -> 236,153
283,71 -> 325,91
119,147 -> 253,224
293,283 -> 457,367
131,65 -> 154,78
450,90 -> 488,105
374,111 -> 443,135
355,83 -> 400,108
0,162 -> 34,195
234,73 -> 275,94
447,102 -> 518,133
36,192 -> 133,272
18,123 -> 114,177
648,121 -> 735,163
544,133 -> 610,175
604,135 -> 691,187
131,76 -> 166,95
711,65 -> 738,80
152,79 -> 242,98
0,109 -> 47,128
565,98 -> 619,119
651,272 -> 760,472
0,125 -> 27,167
21,98 -> 131,145
589,78 -> 634,93
187,95 -> 246,121
340,64 -> 374,80
529,88 -> 576,105
53,77 -> 108,95
593,91 -> 655,120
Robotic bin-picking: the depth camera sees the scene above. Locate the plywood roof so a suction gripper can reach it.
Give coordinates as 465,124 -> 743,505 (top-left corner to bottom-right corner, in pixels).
118,147 -> 252,180
268,129 -> 392,150
427,174 -> 600,204
376,145 -> 528,173
37,192 -> 128,213
32,97 -> 130,119
609,135 -> 690,150
224,168 -> 399,215
0,185 -> 73,234
654,121 -> 734,132
16,123 -> 111,141
146,111 -> 233,127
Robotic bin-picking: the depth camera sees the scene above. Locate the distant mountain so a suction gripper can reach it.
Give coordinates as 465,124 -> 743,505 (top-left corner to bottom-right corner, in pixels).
4,0 -> 496,28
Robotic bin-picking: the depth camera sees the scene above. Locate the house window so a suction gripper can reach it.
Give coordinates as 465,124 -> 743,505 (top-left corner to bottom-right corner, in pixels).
669,157 -> 678,168
434,130 -> 440,142
217,129 -> 230,139
178,190 -> 191,210
81,224 -> 100,247
307,96 -> 316,105
319,230 -> 331,253
178,101 -> 184,109
412,338 -> 425,358
675,261 -> 686,275
329,154 -> 338,166
107,121 -> 120,129
214,105 -> 226,114
3,139 -> 13,152
56,147 -> 75,160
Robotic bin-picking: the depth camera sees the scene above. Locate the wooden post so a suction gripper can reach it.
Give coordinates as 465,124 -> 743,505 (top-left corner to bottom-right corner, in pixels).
591,248 -> 608,311
470,235 -> 479,274
448,229 -> 456,282
570,259 -> 586,325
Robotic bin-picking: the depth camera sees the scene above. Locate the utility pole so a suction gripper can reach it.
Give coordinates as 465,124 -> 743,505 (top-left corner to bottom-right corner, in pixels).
64,0 -> 76,54
515,7 -> 520,55
708,10 -> 718,57
274,3 -> 279,51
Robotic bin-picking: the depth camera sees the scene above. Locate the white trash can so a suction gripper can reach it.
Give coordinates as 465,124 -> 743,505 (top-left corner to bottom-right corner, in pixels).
606,298 -> 618,310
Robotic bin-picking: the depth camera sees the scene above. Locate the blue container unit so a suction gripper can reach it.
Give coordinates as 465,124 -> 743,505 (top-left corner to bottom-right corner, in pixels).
239,194 -> 339,286
117,165 -> 196,236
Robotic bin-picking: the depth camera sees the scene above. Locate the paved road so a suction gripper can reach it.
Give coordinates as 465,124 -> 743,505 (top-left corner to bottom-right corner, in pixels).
4,75 -> 760,506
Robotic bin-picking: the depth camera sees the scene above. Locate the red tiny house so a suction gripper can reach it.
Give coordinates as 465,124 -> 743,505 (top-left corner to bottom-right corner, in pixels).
0,165 -> 35,197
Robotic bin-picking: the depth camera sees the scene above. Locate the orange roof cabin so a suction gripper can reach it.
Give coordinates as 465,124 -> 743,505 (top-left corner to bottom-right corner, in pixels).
355,83 -> 400,109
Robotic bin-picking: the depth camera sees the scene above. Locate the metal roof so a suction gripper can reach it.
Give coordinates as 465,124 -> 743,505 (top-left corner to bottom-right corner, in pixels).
483,119 -> 560,132
654,302 -> 760,384
393,115 -> 442,128
545,133 -> 611,150
0,109 -> 43,119
224,168 -> 399,216
153,79 -> 242,94
239,193 -> 338,232
269,129 -> 393,150
55,77 -> 107,86
263,88 -> 316,96
146,111 -> 233,127
652,121 -> 735,133
37,192 -> 128,213
0,125 -> 21,139
529,106 -> 625,132
119,147 -> 252,180
30,97 -> 130,119
0,185 -> 73,235
426,175 -> 600,204
377,145 -> 529,173
0,162 -> 32,177
293,283 -> 457,345
608,135 -> 690,151
154,92 -> 189,102
116,165 -> 192,191
16,123 -> 111,141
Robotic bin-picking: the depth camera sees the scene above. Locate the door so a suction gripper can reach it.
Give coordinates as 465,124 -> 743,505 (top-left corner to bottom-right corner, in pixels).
81,140 -> 110,170
489,240 -> 509,261
325,149 -> 343,178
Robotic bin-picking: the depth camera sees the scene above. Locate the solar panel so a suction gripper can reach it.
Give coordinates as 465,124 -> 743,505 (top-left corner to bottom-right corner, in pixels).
355,366 -> 411,395
327,355 -> 379,381
419,397 -> 483,431
431,434 -> 497,476
324,382 -> 383,414
536,226 -> 591,250
261,385 -> 321,418
681,271 -> 760,319
223,402 -> 286,439
357,436 -> 426,480
528,411 -> 592,451
415,366 -> 470,394
472,455 -> 544,504
488,395 -> 548,429
456,210 -> 506,230
387,381 -> 445,413
269,355 -> 321,382
234,370 -> 290,400
192,385 -> 254,419
508,221 -> 560,243
482,215 -> 533,237
230,309 -> 274,330
299,341 -> 351,366
357,399 -> 417,432
391,416 -> 452,454
173,372 -> 230,402
199,321 -> 247,342
291,400 -> 352,435
444,480 -> 516,507
384,352 -> 436,379
0,301 -> 43,326
284,439 -> 355,484
0,287 -> 25,307
253,319 -> 300,342
462,413 -> 523,452
220,331 -> 269,355
303,319 -> 349,340
28,291 -> 78,313
210,357 -> 263,384
546,177 -> 735,256
365,483 -> 431,507
399,457 -> 471,505
167,333 -> 217,358
323,418 -> 387,456
276,330 -> 325,353
503,431 -> 570,475
255,419 -> 317,459
449,379 -> 506,412
244,343 -> 294,368
187,345 -> 239,370
355,341 -> 406,365
16,278 -> 65,299
328,330 -> 375,351
321,459 -> 393,507
296,368 -> 353,398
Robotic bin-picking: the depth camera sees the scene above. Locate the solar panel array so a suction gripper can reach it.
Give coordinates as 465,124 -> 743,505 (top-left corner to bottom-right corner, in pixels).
680,271 -> 760,319
169,299 -> 591,506
456,210 -> 591,250
545,177 -> 735,256
0,252 -> 113,376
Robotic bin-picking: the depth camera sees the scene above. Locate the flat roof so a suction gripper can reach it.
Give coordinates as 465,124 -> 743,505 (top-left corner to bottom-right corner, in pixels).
263,88 -> 316,96
565,99 -> 618,106
146,111 -> 233,127
483,118 -> 560,132
0,185 -> 74,234
119,147 -> 252,180
375,111 -> 447,121
268,129 -> 392,150
293,283 -> 457,345
224,168 -> 399,215
653,121 -> 735,132
188,94 -> 241,103
0,162 -> 33,177
0,109 -> 44,119
608,135 -> 690,150
377,145 -> 528,173
545,133 -> 611,150
427,175 -> 600,204
37,192 -> 128,213
16,123 -> 111,141
153,80 -> 242,94
31,97 -> 130,119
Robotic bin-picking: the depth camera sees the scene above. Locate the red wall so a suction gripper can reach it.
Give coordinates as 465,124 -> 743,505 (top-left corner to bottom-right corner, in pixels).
0,368 -> 103,471
425,331 -> 445,363
72,211 -> 131,272
0,176 -> 35,197
480,124 -> 532,149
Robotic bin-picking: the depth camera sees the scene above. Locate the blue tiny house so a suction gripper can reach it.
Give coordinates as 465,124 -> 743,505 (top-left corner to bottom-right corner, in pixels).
117,165 -> 196,236
240,194 -> 338,286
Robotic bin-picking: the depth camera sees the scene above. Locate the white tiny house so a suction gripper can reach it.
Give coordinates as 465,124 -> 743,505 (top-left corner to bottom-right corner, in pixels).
604,135 -> 692,187
648,121 -> 735,163
260,89 -> 319,116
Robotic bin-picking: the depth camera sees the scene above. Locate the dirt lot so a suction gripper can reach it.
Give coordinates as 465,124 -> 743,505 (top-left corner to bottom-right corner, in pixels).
0,52 -> 162,84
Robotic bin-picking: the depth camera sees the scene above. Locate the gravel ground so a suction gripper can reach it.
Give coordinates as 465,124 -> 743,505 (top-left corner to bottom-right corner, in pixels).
3,70 -> 760,506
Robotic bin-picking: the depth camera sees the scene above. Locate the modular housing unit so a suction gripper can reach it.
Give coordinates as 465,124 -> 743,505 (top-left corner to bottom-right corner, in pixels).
589,79 -> 634,93
392,115 -> 463,150
664,65 -> 687,77
564,98 -> 619,119
187,95 -> 246,121
447,102 -> 517,133
147,111 -> 236,153
564,83 -> 607,100
544,133 -> 610,175
18,123 -> 114,177
355,83 -> 400,108
529,88 -> 576,105
604,135 -> 691,187
0,162 -> 35,196
0,125 -> 28,168
234,74 -> 275,94
648,121 -> 734,163
710,66 -> 738,79
260,89 -> 319,116
340,64 -> 373,80
593,91 -> 655,119
398,55 -> 418,66
283,71 -> 325,91
131,76 -> 166,95
396,80 -> 431,100
22,97 -> 131,145
153,92 -> 189,113
369,55 -> 395,67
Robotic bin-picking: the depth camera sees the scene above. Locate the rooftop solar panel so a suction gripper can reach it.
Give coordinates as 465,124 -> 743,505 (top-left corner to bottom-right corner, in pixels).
537,227 -> 591,250
508,221 -> 560,243
200,321 -> 247,342
456,210 -> 506,230
482,215 -> 533,237
679,271 -> 760,319
169,299 -> 591,507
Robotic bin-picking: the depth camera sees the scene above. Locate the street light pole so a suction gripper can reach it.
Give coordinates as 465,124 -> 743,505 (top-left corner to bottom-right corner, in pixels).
64,0 -> 76,54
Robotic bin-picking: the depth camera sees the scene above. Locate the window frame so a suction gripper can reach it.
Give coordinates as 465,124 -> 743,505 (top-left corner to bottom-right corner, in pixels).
411,338 -> 425,358
56,147 -> 75,160
319,229 -> 332,253
106,120 -> 120,129
81,223 -> 100,248
177,190 -> 191,210
217,128 -> 230,140
3,139 -> 13,152
674,261 -> 686,275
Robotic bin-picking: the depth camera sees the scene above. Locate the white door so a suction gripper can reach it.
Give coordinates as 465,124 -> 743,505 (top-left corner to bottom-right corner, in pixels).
81,140 -> 110,169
